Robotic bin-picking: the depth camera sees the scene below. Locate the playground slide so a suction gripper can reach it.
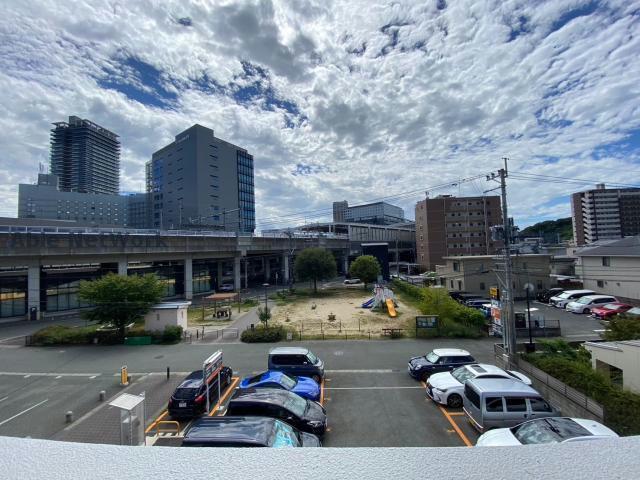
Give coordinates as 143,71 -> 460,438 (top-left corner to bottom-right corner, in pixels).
362,298 -> 374,308
386,299 -> 397,317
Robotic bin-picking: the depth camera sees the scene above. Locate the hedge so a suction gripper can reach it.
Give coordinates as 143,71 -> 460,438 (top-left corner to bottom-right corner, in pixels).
241,326 -> 286,343
524,341 -> 640,436
31,324 -> 183,345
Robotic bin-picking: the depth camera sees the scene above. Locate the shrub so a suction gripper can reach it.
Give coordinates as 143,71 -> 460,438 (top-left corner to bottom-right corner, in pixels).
162,325 -> 183,344
524,351 -> 640,436
604,314 -> 640,341
241,326 -> 285,343
31,325 -> 96,345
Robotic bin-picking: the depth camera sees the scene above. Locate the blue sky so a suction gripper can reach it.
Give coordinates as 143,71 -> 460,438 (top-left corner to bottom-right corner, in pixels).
0,0 -> 639,230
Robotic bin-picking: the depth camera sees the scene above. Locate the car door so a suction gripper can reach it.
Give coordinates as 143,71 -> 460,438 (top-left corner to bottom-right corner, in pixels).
527,397 -> 555,420
503,397 -> 528,427
296,355 -> 312,377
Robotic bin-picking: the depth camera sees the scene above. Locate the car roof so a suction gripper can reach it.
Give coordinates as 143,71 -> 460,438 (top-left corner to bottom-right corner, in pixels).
467,377 -> 540,395
183,416 -> 276,444
269,347 -> 310,355
432,348 -> 472,357
251,371 -> 286,383
560,290 -> 595,295
231,387 -> 299,405
466,363 -> 508,375
575,295 -> 617,301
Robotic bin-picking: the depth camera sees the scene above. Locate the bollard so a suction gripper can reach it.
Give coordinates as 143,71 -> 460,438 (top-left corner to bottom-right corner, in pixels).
99,390 -> 106,402
120,365 -> 129,386
65,411 -> 73,423
196,329 -> 199,339
167,366 -> 170,380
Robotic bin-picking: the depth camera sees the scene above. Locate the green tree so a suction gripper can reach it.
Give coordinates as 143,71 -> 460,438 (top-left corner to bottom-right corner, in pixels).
78,273 -> 164,343
349,255 -> 381,288
294,248 -> 337,293
258,306 -> 271,328
604,314 -> 640,341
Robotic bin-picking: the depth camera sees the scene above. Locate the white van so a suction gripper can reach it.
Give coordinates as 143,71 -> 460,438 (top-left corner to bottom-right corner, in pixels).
463,378 -> 560,433
549,290 -> 595,308
565,295 -> 618,314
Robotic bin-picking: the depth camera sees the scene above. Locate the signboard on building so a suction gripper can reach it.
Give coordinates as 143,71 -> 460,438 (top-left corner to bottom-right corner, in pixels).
490,286 -> 500,299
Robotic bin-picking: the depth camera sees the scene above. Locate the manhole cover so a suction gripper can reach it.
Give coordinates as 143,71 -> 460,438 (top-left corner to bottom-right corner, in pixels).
154,355 -> 164,359
333,350 -> 344,356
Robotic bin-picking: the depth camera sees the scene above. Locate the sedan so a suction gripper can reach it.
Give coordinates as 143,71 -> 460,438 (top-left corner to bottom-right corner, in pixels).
427,363 -> 531,408
476,417 -> 618,446
591,303 -> 633,320
239,371 -> 321,401
408,349 -> 475,381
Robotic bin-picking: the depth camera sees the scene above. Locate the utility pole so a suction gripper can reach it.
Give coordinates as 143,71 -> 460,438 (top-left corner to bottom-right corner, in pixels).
487,157 -> 516,359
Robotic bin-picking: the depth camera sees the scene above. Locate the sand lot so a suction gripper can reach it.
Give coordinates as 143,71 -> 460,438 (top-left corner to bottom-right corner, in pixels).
271,288 -> 421,336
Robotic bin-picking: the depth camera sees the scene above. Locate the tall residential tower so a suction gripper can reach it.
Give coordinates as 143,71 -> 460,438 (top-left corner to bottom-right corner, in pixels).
50,116 -> 120,195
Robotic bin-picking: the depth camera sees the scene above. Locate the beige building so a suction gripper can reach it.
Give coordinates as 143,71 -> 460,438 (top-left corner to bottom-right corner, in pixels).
575,236 -> 640,302
436,254 -> 551,298
584,340 -> 640,393
415,195 -> 502,271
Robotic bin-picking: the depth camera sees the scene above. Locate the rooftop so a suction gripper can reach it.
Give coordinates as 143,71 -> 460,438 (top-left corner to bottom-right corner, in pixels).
575,236 -> 640,257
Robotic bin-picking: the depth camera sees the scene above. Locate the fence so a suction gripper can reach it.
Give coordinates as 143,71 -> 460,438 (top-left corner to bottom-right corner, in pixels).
193,328 -> 239,340
494,343 -> 604,420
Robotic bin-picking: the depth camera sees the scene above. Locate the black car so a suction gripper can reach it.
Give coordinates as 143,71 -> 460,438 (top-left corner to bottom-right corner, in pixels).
537,288 -> 564,303
168,367 -> 232,419
408,348 -> 475,381
448,291 -> 470,302
226,388 -> 327,436
182,416 -> 321,448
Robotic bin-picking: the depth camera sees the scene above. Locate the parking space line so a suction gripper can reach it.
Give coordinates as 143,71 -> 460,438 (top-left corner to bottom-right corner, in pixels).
320,379 -> 325,406
438,406 -> 472,447
209,376 -> 240,416
325,386 -> 423,390
0,396 -> 8,403
448,412 -> 465,416
0,372 -> 101,377
0,399 -> 49,427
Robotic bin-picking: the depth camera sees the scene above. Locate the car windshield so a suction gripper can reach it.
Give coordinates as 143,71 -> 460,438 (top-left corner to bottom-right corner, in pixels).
451,366 -> 475,384
268,420 -> 301,448
173,388 -> 198,400
306,351 -> 318,364
511,418 -> 592,445
425,352 -> 439,363
558,292 -> 572,299
603,304 -> 621,310
576,297 -> 592,304
278,374 -> 297,390
284,394 -> 308,417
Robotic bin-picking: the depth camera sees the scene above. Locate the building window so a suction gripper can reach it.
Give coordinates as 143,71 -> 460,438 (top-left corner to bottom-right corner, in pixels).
480,282 -> 485,291
602,257 -> 611,267
453,262 -> 459,272
597,280 -> 604,288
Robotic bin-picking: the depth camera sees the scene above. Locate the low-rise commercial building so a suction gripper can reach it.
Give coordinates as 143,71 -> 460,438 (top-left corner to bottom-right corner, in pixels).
332,200 -> 405,225
436,254 -> 551,298
575,236 -> 640,302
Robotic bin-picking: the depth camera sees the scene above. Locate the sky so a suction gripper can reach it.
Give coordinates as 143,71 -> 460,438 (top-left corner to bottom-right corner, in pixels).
1,0 -> 639,231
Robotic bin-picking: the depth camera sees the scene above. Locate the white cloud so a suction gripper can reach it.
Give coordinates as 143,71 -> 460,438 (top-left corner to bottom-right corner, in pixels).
0,0 -> 639,229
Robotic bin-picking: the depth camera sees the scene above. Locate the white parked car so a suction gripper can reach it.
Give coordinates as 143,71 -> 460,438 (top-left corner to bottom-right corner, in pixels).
426,363 -> 531,408
343,278 -> 361,284
476,417 -> 618,446
565,295 -> 618,314
549,290 -> 595,308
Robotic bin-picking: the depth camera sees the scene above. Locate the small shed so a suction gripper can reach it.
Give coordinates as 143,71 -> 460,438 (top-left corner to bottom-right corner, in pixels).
144,301 -> 191,332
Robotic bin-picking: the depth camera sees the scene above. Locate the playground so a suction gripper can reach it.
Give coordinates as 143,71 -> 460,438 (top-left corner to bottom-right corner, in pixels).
270,286 -> 420,338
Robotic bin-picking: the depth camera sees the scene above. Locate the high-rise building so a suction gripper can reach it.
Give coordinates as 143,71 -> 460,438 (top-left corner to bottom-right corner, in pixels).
146,124 -> 255,232
332,200 -> 405,225
571,184 -> 640,246
50,116 -> 120,195
415,195 -> 502,270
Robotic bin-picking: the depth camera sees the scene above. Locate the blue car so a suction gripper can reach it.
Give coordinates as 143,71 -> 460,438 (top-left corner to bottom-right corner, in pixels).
239,371 -> 321,401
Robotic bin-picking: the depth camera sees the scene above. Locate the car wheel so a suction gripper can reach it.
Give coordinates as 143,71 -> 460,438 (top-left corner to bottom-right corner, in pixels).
421,372 -> 430,382
583,308 -> 591,314
447,394 -> 463,409
312,375 -> 322,384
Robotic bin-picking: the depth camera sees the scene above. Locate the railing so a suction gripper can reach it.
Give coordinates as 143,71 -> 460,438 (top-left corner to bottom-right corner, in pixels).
493,343 -> 604,419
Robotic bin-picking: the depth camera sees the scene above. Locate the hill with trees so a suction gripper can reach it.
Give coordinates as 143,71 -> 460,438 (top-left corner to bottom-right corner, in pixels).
518,217 -> 573,242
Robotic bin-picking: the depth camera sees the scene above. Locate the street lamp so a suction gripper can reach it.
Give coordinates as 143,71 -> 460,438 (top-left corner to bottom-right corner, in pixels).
262,283 -> 269,327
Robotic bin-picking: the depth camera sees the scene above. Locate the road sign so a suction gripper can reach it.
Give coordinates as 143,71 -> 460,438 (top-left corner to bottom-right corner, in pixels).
203,351 -> 223,413
524,283 -> 535,293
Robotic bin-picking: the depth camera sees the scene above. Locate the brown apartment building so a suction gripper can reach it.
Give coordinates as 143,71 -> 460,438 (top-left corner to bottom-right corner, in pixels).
415,195 -> 503,271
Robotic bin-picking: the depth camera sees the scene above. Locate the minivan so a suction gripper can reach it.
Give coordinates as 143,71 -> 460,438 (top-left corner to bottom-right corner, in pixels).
268,347 -> 324,383
548,290 -> 595,308
565,295 -> 618,314
463,378 -> 560,433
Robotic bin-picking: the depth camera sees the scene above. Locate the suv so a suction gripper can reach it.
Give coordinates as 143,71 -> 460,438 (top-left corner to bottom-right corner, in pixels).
268,347 -> 324,383
549,290 -> 595,308
565,295 -> 618,314
408,348 -> 475,381
168,368 -> 233,419
536,288 -> 564,303
182,416 -> 321,448
226,388 -> 327,436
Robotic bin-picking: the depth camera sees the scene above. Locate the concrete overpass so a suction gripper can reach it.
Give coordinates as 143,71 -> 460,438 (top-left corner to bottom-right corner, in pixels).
0,226 -> 349,320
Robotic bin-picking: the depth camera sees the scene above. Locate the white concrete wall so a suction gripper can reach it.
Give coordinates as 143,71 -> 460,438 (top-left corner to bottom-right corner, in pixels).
144,306 -> 187,332
579,256 -> 640,301
585,342 -> 640,393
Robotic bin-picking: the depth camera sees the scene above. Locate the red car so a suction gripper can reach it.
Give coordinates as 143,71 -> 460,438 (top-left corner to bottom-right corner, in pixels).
591,303 -> 633,320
